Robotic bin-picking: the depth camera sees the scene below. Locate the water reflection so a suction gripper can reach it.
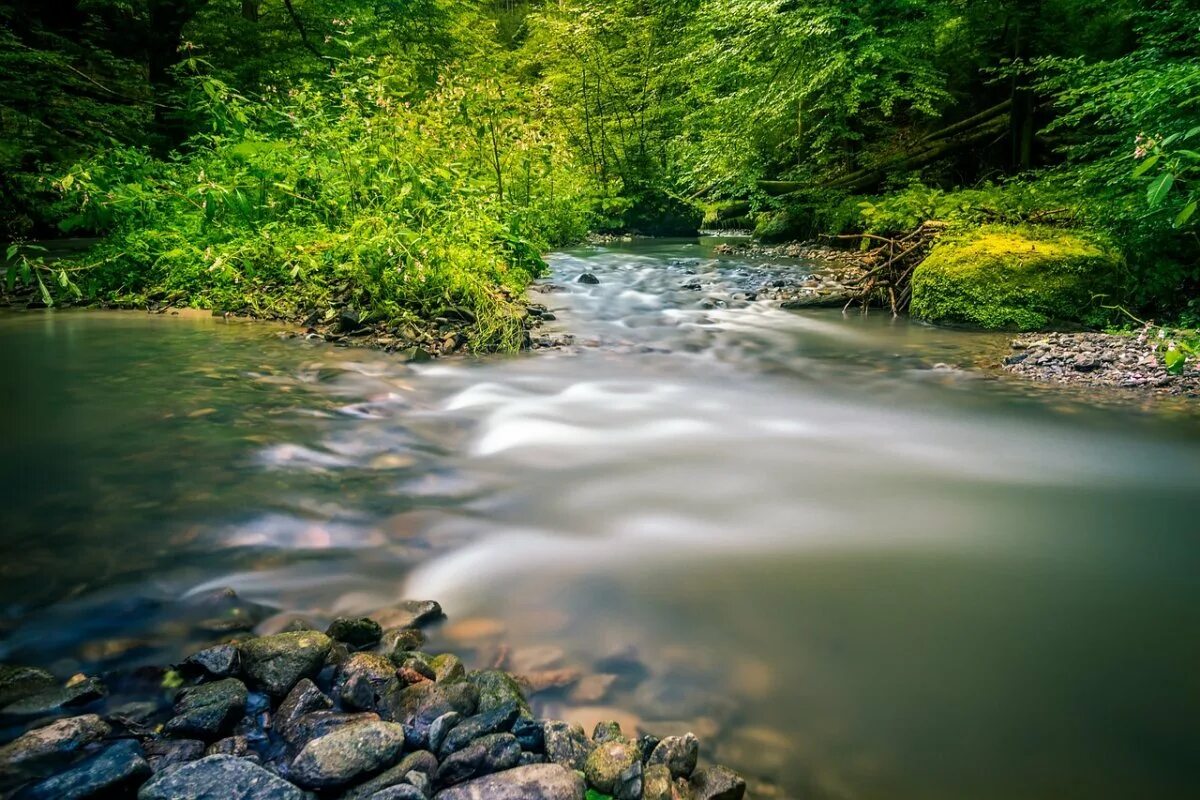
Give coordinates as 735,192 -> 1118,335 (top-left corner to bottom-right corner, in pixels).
1,240 -> 1199,799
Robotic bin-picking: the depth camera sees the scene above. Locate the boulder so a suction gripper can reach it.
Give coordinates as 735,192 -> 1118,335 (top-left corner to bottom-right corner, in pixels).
584,738 -> 642,798
163,678 -> 248,739
429,654 -> 465,684
334,653 -> 399,713
466,671 -> 529,716
0,665 -> 56,708
274,678 -> 333,744
14,739 -> 148,800
372,601 -> 443,630
143,738 -> 206,774
239,631 -> 332,697
439,701 -> 520,755
910,225 -> 1122,330
289,720 -> 407,789
431,763 -> 585,800
690,765 -> 746,800
340,750 -> 438,800
327,617 -> 383,648
138,754 -> 306,799
542,721 -> 591,771
642,763 -> 673,800
181,644 -> 240,678
512,716 -> 545,752
1,677 -> 105,716
0,715 -> 111,785
384,680 -> 478,741
647,733 -> 699,779
576,273 -> 600,285
286,711 -> 380,751
380,628 -> 426,661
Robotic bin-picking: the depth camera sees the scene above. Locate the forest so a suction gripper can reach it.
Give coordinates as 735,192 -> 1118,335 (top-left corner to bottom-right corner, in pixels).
1,0 -> 1198,351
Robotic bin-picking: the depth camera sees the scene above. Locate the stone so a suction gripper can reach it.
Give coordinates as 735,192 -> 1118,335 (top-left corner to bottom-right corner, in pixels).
568,674 -> 616,704
14,739 -> 148,800
429,654 -> 465,684
576,273 -> 600,285
341,751 -> 439,800
138,754 -> 306,799
434,732 -> 520,786
239,631 -> 332,697
366,786 -> 426,800
181,644 -> 240,678
380,628 -> 426,661
372,601 -> 443,630
511,716 -> 545,751
384,680 -> 478,741
467,670 -> 529,716
275,678 -> 333,743
164,678 -> 248,739
205,735 -> 255,759
327,617 -> 383,648
143,738 -> 206,774
637,734 -> 661,763
431,763 -> 585,800
584,738 -> 641,796
396,654 -> 437,684
439,701 -> 520,755
0,665 -> 56,708
517,752 -> 545,766
643,764 -> 673,800
521,669 -> 581,695
1,676 -> 106,716
592,720 -> 624,743
0,715 -> 111,785
509,646 -> 565,674
648,733 -> 699,779
542,721 -> 591,771
334,653 -> 399,713
287,711 -> 380,750
690,765 -> 746,800
427,711 -> 461,753
289,720 -> 407,789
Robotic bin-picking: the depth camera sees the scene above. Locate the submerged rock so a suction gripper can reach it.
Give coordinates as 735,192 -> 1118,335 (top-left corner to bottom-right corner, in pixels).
327,617 -> 383,648
0,665 -> 56,708
0,715 -> 111,785
431,762 -> 586,800
373,600 -> 443,630
138,754 -> 306,799
1,676 -> 106,716
14,739 -> 148,800
289,720 -> 407,789
690,765 -> 746,800
239,631 -> 332,696
164,678 -> 248,739
576,273 -> 600,285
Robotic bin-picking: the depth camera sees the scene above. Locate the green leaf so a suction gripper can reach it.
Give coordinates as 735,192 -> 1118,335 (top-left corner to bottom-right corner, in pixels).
5,244 -> 17,261
36,274 -> 53,307
1175,150 -> 1200,161
60,173 -> 74,190
1132,153 -> 1159,177
57,269 -> 70,288
1146,173 -> 1174,207
1163,348 -> 1186,375
1174,201 -> 1197,228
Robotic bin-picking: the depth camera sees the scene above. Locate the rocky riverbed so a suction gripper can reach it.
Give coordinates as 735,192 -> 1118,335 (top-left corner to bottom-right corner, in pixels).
1003,330 -> 1200,397
0,597 -> 745,800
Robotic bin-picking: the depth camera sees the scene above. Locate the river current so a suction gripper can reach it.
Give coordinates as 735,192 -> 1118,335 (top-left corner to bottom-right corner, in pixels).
2,237 -> 1198,799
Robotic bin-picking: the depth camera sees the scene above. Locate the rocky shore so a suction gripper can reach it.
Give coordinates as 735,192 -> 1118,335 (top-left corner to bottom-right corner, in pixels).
1004,331 -> 1200,397
0,599 -> 746,800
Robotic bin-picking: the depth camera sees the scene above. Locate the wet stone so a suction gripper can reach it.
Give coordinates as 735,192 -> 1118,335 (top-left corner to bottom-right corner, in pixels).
289,720 -> 407,789
431,762 -> 586,800
380,628 -> 426,660
164,677 -> 248,739
584,738 -> 642,797
341,750 -> 439,800
0,665 -> 56,708
239,631 -> 333,697
374,601 -> 443,630
643,763 -> 673,800
384,680 -> 478,743
576,273 -> 600,285
143,738 -> 206,773
430,654 -> 465,684
0,714 -> 111,785
205,735 -> 256,760
138,754 -> 307,800
648,732 -> 699,779
439,701 -> 520,755
467,670 -> 529,716
512,715 -> 545,751
543,720 -> 592,771
366,786 -> 427,800
637,734 -> 661,763
592,720 -> 624,743
690,765 -> 747,800
334,653 -> 399,713
181,644 -> 239,678
434,732 -> 521,786
327,617 -> 383,648
13,739 -> 148,800
275,678 -> 333,744
288,711 -> 380,751
1,676 -> 106,716
427,711 -> 461,753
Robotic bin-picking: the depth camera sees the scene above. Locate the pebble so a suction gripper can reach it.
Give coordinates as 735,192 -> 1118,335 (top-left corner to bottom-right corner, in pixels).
289,720 -> 407,789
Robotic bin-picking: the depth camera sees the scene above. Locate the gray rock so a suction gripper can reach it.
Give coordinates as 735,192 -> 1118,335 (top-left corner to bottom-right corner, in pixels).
637,734 -> 661,763
466,671 -> 529,716
404,769 -> 431,797
340,750 -> 438,800
182,644 -> 240,678
395,654 -> 437,685
648,733 -> 699,779
592,720 -> 623,744
15,739 -> 148,800
0,665 -> 56,708
384,680 -> 478,741
431,763 -> 585,800
543,721 -> 591,771
205,735 -> 255,759
427,712 -> 461,753
690,765 -> 746,800
288,711 -> 380,751
327,617 -> 383,648
576,273 -> 600,285
380,628 -> 426,661
164,678 -> 248,739
511,716 -> 544,751
239,631 -> 332,697
1,677 -> 105,716
439,702 -> 519,756
289,720 -> 407,789
429,654 -> 464,684
379,601 -> 443,630
275,679 -> 333,744
138,754 -> 306,799
434,732 -> 520,786
517,752 -> 545,767
334,653 -> 399,713
0,715 -> 111,785
366,787 -> 426,800
584,739 -> 641,796
143,738 -> 206,774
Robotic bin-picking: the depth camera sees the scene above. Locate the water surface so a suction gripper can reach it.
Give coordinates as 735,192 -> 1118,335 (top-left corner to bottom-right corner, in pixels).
1,238 -> 1198,799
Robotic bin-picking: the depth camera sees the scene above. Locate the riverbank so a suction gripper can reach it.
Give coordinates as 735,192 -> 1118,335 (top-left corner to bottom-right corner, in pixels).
1003,330 -> 1200,397
0,597 -> 746,800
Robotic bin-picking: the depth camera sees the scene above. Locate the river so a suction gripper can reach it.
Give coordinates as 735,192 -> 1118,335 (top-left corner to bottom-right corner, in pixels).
1,237 -> 1198,799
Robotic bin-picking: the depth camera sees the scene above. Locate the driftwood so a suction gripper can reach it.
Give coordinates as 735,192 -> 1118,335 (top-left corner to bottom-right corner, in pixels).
824,221 -> 949,315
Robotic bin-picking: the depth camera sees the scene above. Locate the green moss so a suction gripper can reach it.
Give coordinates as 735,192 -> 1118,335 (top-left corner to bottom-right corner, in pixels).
910,225 -> 1124,329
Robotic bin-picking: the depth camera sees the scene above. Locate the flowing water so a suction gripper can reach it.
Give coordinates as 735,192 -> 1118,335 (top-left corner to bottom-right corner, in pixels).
2,237 -> 1198,799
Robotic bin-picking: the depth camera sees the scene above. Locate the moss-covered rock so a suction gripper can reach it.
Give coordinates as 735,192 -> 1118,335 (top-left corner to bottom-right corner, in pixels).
910,225 -> 1123,330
